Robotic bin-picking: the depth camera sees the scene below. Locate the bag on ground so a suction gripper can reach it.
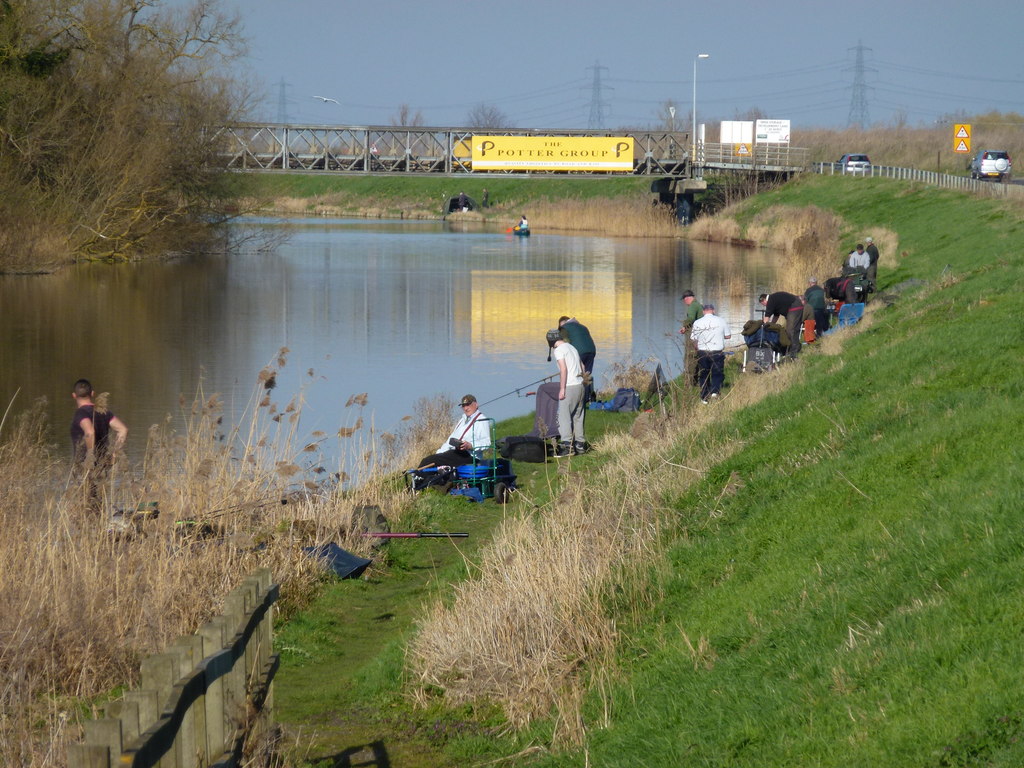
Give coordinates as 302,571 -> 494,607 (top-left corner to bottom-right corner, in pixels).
608,387 -> 640,412
497,435 -> 549,463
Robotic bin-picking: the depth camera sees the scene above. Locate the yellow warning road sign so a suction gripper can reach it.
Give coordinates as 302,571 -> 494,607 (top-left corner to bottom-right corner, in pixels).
734,143 -> 751,156
954,138 -> 971,154
954,124 -> 971,139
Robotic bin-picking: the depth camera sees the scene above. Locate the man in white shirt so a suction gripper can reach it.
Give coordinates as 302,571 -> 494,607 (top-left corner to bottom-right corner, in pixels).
690,303 -> 732,403
845,243 -> 870,274
547,329 -> 587,457
417,394 -> 491,468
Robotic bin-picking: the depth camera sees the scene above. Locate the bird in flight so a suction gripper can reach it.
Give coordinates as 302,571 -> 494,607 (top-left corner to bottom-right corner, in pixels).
312,96 -> 339,104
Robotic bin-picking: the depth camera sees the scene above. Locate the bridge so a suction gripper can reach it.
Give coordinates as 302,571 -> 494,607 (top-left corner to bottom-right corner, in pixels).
217,124 -> 809,179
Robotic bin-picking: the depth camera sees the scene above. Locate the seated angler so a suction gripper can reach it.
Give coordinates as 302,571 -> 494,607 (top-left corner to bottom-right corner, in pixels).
417,394 -> 492,469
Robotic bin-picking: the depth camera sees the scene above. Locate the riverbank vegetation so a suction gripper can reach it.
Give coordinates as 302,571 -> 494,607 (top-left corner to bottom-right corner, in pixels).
0,355 -> 460,764
4,174 -> 1023,766
0,0 -> 245,270
271,175 -> 1024,767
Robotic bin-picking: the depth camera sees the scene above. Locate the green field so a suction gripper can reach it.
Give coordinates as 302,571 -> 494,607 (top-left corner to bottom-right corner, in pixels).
274,174 -> 1024,767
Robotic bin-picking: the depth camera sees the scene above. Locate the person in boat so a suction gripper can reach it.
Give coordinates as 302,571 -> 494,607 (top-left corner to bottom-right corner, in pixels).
515,214 -> 529,232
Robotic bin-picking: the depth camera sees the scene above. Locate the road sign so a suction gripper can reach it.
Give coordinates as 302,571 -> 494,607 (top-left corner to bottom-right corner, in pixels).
953,124 -> 971,154
734,143 -> 751,156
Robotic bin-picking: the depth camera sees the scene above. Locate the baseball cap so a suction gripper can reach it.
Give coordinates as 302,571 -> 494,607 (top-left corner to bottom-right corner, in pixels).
703,302 -> 715,310
459,394 -> 476,406
681,289 -> 695,298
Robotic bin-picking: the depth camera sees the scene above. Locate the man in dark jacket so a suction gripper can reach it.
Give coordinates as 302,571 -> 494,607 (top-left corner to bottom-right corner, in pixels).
759,291 -> 805,357
865,236 -> 880,285
804,277 -> 829,338
559,316 -> 597,401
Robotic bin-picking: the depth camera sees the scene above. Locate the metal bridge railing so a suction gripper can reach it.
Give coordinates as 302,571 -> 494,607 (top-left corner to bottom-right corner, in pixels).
215,124 -> 699,176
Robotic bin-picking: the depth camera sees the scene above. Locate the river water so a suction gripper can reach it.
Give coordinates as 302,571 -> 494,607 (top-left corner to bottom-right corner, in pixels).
0,218 -> 776,473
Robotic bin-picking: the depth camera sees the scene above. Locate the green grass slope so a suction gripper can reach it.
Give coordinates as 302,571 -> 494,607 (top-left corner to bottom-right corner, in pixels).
539,176 -> 1024,767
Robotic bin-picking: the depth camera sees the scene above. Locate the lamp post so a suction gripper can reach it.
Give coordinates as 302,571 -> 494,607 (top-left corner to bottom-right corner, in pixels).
692,53 -> 710,176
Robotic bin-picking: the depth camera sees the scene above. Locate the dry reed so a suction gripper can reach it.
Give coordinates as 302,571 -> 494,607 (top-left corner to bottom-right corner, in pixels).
526,197 -> 682,238
0,352 -> 457,766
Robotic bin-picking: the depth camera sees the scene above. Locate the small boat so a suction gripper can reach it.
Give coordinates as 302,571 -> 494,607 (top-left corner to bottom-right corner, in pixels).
512,227 -> 531,237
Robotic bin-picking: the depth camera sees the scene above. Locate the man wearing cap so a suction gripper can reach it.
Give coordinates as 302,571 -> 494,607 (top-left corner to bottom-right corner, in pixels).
417,394 -> 492,469
680,290 -> 704,333
679,290 -> 704,384
865,236 -> 879,286
690,303 -> 731,403
804,277 -> 829,338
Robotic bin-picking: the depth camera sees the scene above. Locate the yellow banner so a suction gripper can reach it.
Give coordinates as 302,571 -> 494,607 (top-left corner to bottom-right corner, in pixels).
471,136 -> 634,172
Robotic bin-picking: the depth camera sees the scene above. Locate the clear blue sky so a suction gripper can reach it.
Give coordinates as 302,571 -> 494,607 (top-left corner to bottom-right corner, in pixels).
218,0 -> 1023,131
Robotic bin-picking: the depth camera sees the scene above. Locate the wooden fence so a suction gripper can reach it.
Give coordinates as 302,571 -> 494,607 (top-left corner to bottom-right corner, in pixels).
67,569 -> 279,768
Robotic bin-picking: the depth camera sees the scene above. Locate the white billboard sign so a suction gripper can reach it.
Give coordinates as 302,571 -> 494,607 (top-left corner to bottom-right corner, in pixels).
720,121 -> 753,144
756,119 -> 791,144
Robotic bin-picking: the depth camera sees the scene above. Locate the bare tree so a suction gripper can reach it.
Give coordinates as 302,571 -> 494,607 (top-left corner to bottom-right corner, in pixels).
0,0 -> 246,268
465,103 -> 510,130
390,103 -> 424,127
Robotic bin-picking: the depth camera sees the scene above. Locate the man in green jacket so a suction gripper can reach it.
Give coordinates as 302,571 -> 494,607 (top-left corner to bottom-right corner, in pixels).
679,290 -> 704,384
559,315 -> 597,402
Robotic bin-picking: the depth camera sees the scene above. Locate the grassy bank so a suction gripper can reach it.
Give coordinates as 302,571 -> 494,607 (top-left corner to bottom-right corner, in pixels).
491,176 -> 1024,765
267,174 -> 1024,767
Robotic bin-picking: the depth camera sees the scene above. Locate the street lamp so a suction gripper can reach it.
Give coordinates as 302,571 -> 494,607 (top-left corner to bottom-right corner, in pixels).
692,53 -> 710,176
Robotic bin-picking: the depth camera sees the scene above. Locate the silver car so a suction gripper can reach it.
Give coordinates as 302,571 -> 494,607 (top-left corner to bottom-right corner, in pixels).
969,150 -> 1011,182
838,153 -> 871,175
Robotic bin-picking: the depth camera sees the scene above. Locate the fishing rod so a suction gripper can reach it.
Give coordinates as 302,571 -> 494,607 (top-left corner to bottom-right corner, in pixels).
361,532 -> 469,539
478,374 -> 557,407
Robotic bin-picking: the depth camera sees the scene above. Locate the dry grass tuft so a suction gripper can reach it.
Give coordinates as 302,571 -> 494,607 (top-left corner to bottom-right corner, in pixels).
600,357 -> 662,398
745,205 -> 844,289
688,212 -> 742,242
528,198 -> 681,238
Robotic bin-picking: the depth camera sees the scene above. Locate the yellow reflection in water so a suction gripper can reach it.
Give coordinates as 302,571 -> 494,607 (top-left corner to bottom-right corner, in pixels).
468,270 -> 632,357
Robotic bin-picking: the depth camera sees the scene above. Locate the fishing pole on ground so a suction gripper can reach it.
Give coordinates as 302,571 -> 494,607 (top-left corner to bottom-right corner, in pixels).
477,374 -> 558,407
361,532 -> 469,539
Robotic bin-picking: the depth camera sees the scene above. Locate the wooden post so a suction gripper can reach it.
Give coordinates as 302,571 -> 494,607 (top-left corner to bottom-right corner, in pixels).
198,617 -> 227,761
83,719 -> 121,767
140,653 -> 180,768
169,636 -> 203,768
255,569 -> 275,725
240,578 -> 260,696
105,700 -> 140,746
67,744 -> 109,768
223,587 -> 248,743
124,689 -> 159,741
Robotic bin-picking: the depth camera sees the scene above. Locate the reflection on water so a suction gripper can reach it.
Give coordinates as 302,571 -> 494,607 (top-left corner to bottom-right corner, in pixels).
0,219 -> 777,469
